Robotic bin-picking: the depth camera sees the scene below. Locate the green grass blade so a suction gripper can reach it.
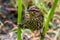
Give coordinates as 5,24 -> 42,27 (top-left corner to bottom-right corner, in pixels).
17,0 -> 22,40
40,0 -> 59,40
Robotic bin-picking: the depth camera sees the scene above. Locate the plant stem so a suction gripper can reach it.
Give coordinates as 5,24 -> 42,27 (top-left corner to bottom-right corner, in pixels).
40,0 -> 59,40
17,0 -> 22,40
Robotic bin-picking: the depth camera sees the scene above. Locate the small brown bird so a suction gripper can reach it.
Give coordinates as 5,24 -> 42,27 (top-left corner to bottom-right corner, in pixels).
20,6 -> 44,31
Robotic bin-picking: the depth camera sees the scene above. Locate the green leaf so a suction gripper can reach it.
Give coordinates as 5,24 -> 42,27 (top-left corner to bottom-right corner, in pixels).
17,0 -> 22,40
40,0 -> 59,40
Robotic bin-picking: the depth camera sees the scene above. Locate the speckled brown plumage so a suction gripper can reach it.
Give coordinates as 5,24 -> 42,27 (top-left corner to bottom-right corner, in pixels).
20,6 -> 44,31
